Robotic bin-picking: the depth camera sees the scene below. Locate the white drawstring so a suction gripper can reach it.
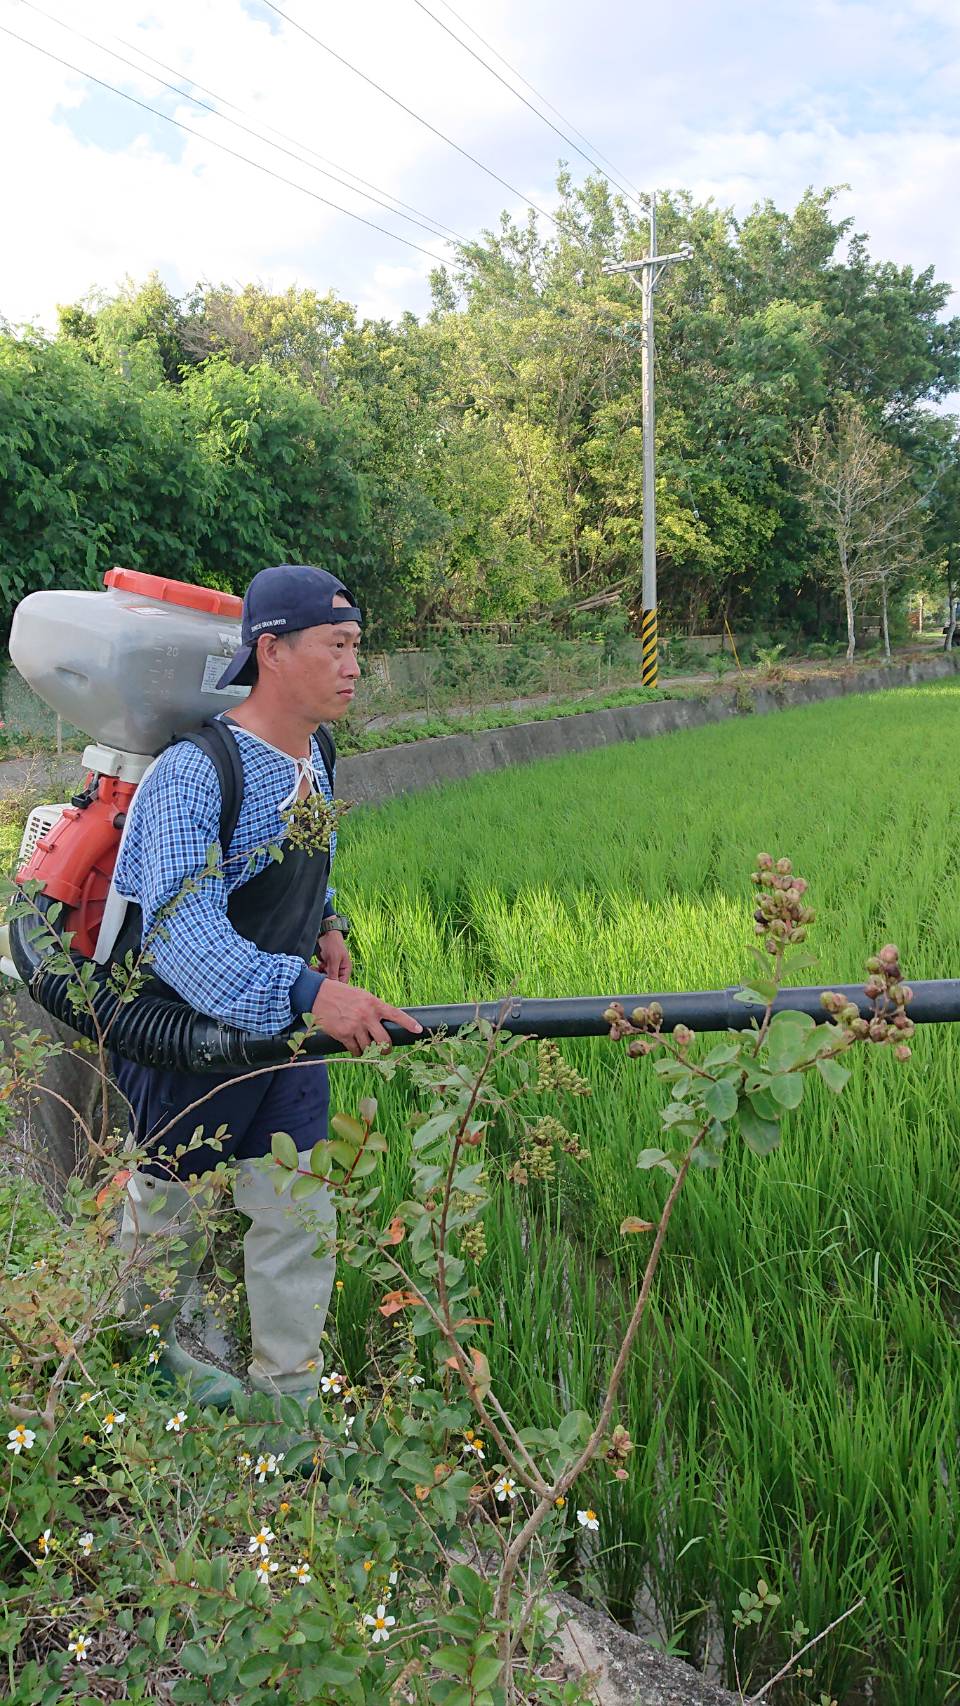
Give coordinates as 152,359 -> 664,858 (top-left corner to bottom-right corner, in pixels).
228,724 -> 321,811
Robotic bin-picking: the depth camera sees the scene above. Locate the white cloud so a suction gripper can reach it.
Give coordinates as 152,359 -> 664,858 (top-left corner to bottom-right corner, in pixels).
0,0 -> 957,341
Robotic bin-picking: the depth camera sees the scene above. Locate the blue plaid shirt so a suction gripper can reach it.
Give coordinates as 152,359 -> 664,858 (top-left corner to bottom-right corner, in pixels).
114,720 -> 335,1034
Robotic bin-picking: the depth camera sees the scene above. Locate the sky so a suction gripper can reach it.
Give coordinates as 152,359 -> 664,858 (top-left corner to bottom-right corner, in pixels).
0,0 -> 958,334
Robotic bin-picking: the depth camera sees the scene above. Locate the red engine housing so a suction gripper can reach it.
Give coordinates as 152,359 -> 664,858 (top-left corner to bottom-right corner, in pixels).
17,774 -> 138,960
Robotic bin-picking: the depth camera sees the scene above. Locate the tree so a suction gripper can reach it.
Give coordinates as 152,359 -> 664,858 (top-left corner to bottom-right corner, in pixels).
797,400 -> 926,660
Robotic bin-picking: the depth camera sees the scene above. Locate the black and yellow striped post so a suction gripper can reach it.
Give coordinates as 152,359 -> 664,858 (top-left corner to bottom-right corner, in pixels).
641,607 -> 658,687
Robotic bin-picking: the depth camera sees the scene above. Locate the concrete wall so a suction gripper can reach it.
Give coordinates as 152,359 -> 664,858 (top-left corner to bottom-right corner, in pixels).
338,651 -> 960,806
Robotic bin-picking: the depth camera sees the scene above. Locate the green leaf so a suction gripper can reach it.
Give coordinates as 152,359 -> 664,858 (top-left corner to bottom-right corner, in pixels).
309,1653 -> 363,1684
768,1072 -> 803,1109
703,1078 -> 739,1121
350,1149 -> 380,1178
749,1087 -> 780,1122
309,1141 -> 330,1176
739,1104 -> 781,1155
270,1130 -> 298,1171
817,1055 -> 851,1094
781,950 -> 820,974
438,1611 -> 482,1639
434,1647 -> 472,1678
735,981 -> 778,1006
411,1107 -> 461,1150
291,1172 -> 323,1200
328,1140 -> 360,1169
702,1042 -> 740,1069
331,1113 -> 365,1144
448,1563 -> 491,1610
472,1656 -> 503,1689
237,1655 -> 277,1685
179,1643 -> 222,1676
768,1009 -> 816,1036
558,1409 -> 592,1446
637,1147 -> 678,1177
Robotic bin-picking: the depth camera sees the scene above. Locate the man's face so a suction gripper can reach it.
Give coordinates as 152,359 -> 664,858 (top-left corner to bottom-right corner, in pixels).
271,612 -> 362,722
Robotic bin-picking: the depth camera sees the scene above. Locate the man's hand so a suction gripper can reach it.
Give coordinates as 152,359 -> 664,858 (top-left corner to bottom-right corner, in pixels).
310,978 -> 423,1057
317,930 -> 352,983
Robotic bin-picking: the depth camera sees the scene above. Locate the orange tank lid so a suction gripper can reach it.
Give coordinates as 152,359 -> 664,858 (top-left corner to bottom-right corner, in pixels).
104,567 -> 243,619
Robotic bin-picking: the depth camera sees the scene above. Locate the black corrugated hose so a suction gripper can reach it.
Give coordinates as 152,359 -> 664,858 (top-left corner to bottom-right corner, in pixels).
9,897 -> 960,1072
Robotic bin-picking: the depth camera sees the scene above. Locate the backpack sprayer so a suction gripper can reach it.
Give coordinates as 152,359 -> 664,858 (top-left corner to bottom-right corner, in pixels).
5,569 -> 960,1071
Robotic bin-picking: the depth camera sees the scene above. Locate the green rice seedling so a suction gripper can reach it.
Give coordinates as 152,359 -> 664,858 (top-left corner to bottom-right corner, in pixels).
323,678 -> 960,1703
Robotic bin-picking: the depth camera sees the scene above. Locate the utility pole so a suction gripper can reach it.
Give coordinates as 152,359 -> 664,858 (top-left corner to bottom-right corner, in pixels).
601,196 -> 692,686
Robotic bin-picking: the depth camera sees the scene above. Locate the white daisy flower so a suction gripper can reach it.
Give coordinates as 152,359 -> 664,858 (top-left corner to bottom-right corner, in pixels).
67,1631 -> 93,1661
255,1558 -> 279,1581
406,1374 -> 425,1388
254,1452 -> 284,1483
101,1410 -> 126,1435
461,1435 -> 486,1461
577,1508 -> 600,1531
37,1528 -> 54,1556
248,1527 -> 275,1557
147,1343 -> 166,1365
7,1424 -> 35,1456
320,1371 -> 344,1396
290,1559 -> 312,1583
145,1323 -> 161,1337
494,1476 -> 517,1502
165,1410 -> 187,1433
237,1451 -> 252,1470
78,1532 -> 94,1557
363,1604 -> 396,1643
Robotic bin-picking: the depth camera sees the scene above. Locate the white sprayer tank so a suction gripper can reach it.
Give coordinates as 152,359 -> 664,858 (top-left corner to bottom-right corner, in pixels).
9,568 -> 248,757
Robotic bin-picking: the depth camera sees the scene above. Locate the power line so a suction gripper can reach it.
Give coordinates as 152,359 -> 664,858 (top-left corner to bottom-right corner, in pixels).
14,0 -> 464,245
408,0 -> 644,211
107,25 -> 466,243
0,20 -> 451,265
257,0 -> 558,229
426,0 -> 645,202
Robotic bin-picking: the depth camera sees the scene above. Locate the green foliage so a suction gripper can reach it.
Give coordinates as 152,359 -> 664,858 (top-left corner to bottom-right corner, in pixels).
2,682 -> 920,1702
4,182 -> 957,643
0,337 -> 368,638
334,679 -> 960,1701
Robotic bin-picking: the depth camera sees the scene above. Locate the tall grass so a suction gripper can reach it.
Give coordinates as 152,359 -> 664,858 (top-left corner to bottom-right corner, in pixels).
331,681 -> 960,1703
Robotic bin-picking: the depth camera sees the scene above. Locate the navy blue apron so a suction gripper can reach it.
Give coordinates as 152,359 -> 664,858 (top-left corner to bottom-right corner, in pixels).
114,719 -> 332,1179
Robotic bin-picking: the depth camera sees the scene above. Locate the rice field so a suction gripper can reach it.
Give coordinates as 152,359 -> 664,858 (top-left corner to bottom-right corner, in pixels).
329,679 -> 960,1704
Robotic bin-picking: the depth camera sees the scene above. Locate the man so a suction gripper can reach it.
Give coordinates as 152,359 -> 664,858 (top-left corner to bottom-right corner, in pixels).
112,563 -> 422,1405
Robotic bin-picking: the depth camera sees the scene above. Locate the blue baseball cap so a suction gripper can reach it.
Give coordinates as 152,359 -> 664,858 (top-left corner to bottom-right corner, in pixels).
216,564 -> 362,690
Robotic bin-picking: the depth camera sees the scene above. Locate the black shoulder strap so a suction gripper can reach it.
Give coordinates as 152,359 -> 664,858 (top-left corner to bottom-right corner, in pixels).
174,717 -> 335,854
314,723 -> 336,794
179,719 -> 245,854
